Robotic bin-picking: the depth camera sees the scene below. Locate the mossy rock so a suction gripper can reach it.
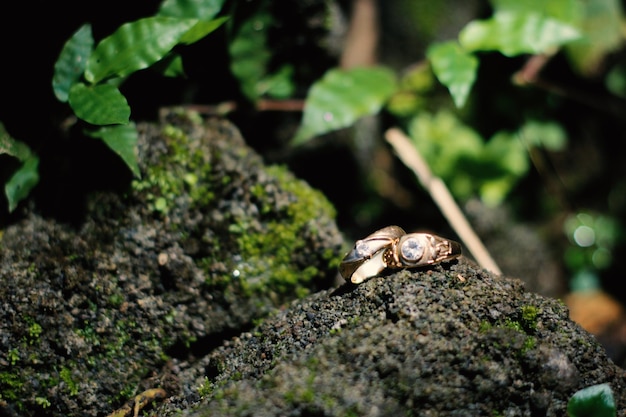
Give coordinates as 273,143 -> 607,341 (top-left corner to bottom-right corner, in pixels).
0,112 -> 343,416
158,257 -> 626,416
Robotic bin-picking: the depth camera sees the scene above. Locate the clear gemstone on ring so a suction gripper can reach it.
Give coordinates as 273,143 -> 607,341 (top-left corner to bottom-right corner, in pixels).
354,241 -> 372,258
401,237 -> 424,261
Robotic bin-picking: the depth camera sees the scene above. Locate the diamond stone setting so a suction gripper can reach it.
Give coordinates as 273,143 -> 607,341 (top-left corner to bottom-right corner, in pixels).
400,237 -> 424,261
354,241 -> 372,258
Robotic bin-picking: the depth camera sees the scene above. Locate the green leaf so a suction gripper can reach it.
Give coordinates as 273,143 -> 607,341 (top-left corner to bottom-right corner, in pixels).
85,17 -> 198,83
229,12 -> 273,101
518,120 -> 567,151
408,110 -> 483,200
52,24 -> 94,102
567,383 -> 616,417
605,62 -> 626,99
459,11 -> 582,56
158,0 -> 225,20
258,65 -> 295,99
179,16 -> 229,45
484,131 -> 529,177
427,41 -> 478,108
407,111 -> 532,204
479,176 -> 518,206
157,53 -> 186,77
292,67 -> 398,145
0,122 -> 33,160
564,0 -> 623,76
490,0 -> 584,25
1,123 -> 39,211
477,131 -> 529,205
87,124 -> 140,178
68,83 -> 130,125
5,156 -> 39,212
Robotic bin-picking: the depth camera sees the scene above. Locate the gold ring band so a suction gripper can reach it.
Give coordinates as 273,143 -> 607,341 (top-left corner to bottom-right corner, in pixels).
339,226 -> 461,284
338,226 -> 405,284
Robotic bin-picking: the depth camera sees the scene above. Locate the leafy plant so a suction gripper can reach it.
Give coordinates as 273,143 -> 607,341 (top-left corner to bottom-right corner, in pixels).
567,383 -> 616,417
0,123 -> 39,212
0,0 -> 313,213
290,0 -> 590,141
2,0 -> 624,222
51,0 -> 230,179
228,9 -> 295,102
288,0 -> 624,208
428,0 -> 584,108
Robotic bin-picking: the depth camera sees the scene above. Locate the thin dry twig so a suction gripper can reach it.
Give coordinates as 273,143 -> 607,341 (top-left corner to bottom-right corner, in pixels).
513,53 -> 626,119
385,127 -> 502,275
340,0 -> 379,69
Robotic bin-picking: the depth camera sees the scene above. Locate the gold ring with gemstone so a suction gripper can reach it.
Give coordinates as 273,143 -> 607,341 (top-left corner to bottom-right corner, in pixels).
339,225 -> 405,284
383,232 -> 462,269
339,226 -> 462,284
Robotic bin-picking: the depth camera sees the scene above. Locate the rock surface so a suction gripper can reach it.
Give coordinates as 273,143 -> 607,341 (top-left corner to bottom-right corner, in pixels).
158,257 -> 626,417
2,112 -> 625,417
0,113 -> 344,416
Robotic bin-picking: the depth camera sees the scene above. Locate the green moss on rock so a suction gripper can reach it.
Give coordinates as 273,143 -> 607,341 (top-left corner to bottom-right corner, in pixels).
164,259 -> 626,417
521,305 -> 540,331
0,113 -> 344,417
231,165 -> 338,299
131,122 -> 214,215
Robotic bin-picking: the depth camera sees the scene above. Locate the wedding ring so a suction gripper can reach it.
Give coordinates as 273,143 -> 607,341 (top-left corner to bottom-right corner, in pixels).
339,226 -> 405,284
339,226 -> 462,284
384,233 -> 462,269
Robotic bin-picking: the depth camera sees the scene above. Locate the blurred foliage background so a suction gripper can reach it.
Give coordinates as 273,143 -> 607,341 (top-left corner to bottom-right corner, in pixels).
2,0 -> 626,362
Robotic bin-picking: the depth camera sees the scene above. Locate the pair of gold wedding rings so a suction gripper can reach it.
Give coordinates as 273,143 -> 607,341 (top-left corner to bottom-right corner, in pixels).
339,226 -> 462,284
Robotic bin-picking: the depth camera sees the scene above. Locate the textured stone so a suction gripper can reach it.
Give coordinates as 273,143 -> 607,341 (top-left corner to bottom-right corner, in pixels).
0,113 -> 343,417
157,257 -> 626,417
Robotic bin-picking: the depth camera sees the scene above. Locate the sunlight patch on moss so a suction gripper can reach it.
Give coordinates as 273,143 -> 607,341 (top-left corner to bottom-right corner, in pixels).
131,124 -> 214,214
232,165 -> 338,299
